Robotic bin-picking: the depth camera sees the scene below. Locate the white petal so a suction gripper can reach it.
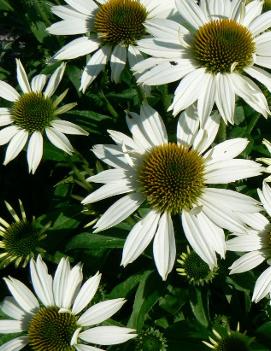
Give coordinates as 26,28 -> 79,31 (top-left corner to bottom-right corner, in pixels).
255,31 -> 271,56
227,234 -> 262,252
194,112 -> 220,154
78,298 -> 125,327
44,63 -> 66,98
215,73 -> 235,124
0,320 -> 24,333
51,5 -> 89,20
80,46 -> 111,93
110,45 -> 127,83
242,0 -> 263,26
4,277 -> 39,313
231,73 -> 270,118
0,81 -> 20,101
153,212 -> 176,280
258,181 -> 271,217
79,326 -> 136,345
175,0 -> 207,30
64,0 -> 97,15
53,258 -> 70,307
94,193 -> 145,232
16,59 -> 31,94
0,108 -> 12,127
3,129 -> 28,165
27,131 -> 43,174
229,251 -> 266,274
252,266 -> 271,303
62,263 -> 83,309
128,45 -> 144,68
121,210 -> 160,267
75,345 -> 104,351
30,74 -> 47,93
255,55 -> 271,69
182,210 -> 218,268
81,180 -> 134,204
249,11 -> 271,36
177,104 -> 199,147
204,159 -> 262,184
237,212 -> 269,232
108,130 -> 141,152
45,127 -> 74,154
0,126 -> 19,145
30,256 -> 54,307
87,169 -> 128,183
0,336 -> 28,351
245,66 -> 271,93
47,19 -> 88,35
92,144 -> 130,169
1,297 -> 25,320
169,68 -> 206,116
51,119 -> 88,135
144,18 -> 189,43
72,272 -> 101,315
197,73 -> 216,125
206,138 -> 249,161
53,37 -> 100,60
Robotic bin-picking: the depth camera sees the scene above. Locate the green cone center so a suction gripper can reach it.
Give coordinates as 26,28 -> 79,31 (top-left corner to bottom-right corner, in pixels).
191,19 -> 255,74
28,307 -> 78,351
11,92 -> 55,132
138,143 -> 205,214
217,335 -> 250,351
183,251 -> 211,281
2,221 -> 42,257
94,0 -> 147,45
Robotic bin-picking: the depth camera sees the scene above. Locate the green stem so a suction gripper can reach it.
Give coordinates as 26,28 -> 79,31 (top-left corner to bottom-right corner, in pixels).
99,91 -> 118,118
246,113 -> 260,135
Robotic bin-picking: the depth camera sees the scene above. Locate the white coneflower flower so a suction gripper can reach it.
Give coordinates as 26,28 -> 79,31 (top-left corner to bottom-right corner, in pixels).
82,103 -> 262,280
134,0 -> 271,124
257,138 -> 271,181
0,200 -> 47,268
0,59 -> 88,174
227,181 -> 271,303
47,0 -> 176,91
0,255 -> 136,351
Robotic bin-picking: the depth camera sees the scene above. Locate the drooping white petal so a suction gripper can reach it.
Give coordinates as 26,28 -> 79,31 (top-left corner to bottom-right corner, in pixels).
245,66 -> 271,93
252,265 -> 271,303
0,126 -> 19,145
16,59 -> 31,94
79,326 -> 136,345
0,336 -> 28,351
78,298 -> 125,327
53,37 -> 100,60
127,45 -> 144,68
72,272 -> 101,315
121,210 -> 160,267
197,73 -> 216,125
1,297 -> 25,320
3,129 -> 28,165
30,256 -> 54,307
80,46 -> 111,93
153,212 -> 176,280
182,210 -> 217,268
3,277 -> 39,313
0,81 -> 20,101
75,345 -> 104,351
229,251 -> 266,274
45,127 -> 74,154
249,10 -> 271,36
177,105 -> 199,147
110,45 -> 127,83
44,62 -> 66,98
215,73 -> 235,124
30,74 -> 47,93
94,193 -> 145,232
237,212 -> 269,232
51,119 -> 88,135
27,131 -> 43,174
194,112 -> 220,155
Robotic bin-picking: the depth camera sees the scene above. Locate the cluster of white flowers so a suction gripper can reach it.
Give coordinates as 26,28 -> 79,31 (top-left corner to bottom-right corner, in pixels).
1,0 -> 271,350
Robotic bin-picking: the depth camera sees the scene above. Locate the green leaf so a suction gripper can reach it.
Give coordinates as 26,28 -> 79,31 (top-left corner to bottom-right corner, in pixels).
108,273 -> 143,299
0,0 -> 13,11
189,289 -> 209,327
66,232 -> 125,251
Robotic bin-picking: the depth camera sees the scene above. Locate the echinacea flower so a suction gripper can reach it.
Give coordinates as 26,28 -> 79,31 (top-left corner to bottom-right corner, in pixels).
0,59 -> 88,174
227,181 -> 271,303
0,255 -> 136,351
82,103 -> 262,280
0,200 -> 47,268
134,0 -> 271,124
47,0 -> 176,91
257,138 -> 271,181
